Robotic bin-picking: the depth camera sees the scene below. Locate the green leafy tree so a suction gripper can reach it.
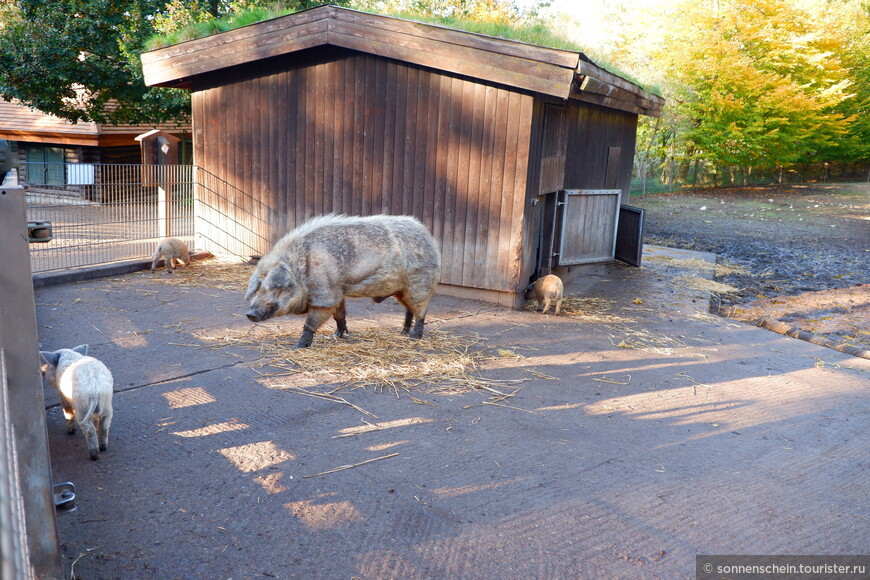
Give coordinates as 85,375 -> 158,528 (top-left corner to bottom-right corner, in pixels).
815,0 -> 870,164
0,0 -> 341,124
0,0 -> 191,124
659,0 -> 853,176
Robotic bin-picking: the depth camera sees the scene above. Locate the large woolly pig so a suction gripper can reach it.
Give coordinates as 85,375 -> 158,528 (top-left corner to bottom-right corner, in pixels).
245,214 -> 441,349
40,345 -> 114,461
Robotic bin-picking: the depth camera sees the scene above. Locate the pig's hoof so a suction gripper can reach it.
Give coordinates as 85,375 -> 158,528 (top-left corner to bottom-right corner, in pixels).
90,453 -> 99,461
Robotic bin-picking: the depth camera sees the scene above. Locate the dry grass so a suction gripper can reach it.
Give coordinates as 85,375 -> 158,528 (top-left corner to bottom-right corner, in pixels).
672,274 -> 740,294
145,258 -> 253,292
608,326 -> 688,355
191,325 -> 526,402
644,255 -> 749,277
528,296 -> 636,324
526,293 -> 691,354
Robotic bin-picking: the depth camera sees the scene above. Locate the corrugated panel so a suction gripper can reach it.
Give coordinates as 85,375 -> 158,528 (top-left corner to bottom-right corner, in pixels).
192,48 -> 533,291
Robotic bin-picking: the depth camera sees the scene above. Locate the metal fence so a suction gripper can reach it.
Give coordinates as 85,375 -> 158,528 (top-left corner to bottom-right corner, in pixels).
631,160 -> 870,195
21,163 -> 274,275
24,164 -> 195,274
195,167 -> 271,260
0,353 -> 34,580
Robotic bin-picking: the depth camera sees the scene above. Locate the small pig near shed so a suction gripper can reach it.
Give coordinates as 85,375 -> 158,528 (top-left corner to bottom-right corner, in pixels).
40,345 -> 114,461
151,237 -> 190,273
525,274 -> 564,315
245,214 -> 441,349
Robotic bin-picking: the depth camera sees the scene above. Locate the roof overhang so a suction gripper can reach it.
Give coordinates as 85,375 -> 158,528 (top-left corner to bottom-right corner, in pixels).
142,5 -> 663,117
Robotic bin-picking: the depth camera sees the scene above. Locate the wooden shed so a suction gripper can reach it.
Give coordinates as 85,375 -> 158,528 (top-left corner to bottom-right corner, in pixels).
141,5 -> 664,307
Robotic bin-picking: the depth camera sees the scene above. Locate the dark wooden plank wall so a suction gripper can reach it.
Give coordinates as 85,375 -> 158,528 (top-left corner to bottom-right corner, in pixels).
192,47 -> 534,292
519,98 -> 639,283
563,102 -> 638,192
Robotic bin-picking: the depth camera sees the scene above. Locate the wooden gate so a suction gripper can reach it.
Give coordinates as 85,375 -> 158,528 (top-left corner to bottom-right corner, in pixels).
557,189 -> 621,265
614,204 -> 645,267
534,188 -> 622,280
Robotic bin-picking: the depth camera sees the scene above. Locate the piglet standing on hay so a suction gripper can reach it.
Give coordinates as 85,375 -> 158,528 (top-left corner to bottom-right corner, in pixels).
245,214 -> 441,349
526,274 -> 564,315
40,345 -> 114,461
151,237 -> 190,273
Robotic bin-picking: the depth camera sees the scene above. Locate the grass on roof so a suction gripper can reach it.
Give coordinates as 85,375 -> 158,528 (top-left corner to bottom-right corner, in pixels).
144,4 -> 588,53
142,3 -> 659,95
388,12 -> 589,53
145,6 -> 299,51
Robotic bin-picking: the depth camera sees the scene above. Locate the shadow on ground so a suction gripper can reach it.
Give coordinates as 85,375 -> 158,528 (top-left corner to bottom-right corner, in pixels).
37,247 -> 870,579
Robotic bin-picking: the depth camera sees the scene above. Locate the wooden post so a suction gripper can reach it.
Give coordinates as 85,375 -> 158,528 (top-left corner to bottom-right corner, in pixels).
0,185 -> 63,579
136,131 -> 180,240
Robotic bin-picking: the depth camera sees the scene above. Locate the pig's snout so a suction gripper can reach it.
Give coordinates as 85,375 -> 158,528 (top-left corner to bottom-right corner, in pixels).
246,303 -> 277,322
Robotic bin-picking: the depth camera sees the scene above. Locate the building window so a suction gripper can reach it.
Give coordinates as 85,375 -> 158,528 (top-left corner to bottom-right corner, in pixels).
26,145 -> 65,186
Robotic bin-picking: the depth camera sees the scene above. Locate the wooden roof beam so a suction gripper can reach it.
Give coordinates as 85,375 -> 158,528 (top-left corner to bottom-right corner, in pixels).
141,5 -> 664,115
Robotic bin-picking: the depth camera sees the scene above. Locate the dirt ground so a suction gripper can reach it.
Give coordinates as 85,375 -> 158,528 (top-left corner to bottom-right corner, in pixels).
632,183 -> 870,353
37,247 -> 870,579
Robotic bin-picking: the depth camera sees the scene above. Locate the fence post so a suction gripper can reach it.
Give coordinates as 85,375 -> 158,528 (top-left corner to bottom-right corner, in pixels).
158,181 -> 172,238
193,165 -> 200,251
0,186 -> 63,579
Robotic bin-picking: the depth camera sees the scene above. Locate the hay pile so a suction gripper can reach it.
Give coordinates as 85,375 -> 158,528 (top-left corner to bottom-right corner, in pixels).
644,254 -> 744,295
608,326 -> 688,355
527,296 -> 636,325
192,325 -> 526,403
146,258 -> 253,292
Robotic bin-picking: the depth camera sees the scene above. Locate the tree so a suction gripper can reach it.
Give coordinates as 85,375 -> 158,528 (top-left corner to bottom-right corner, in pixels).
813,0 -> 870,165
0,0 -> 190,124
0,0 -> 341,124
661,0 -> 853,175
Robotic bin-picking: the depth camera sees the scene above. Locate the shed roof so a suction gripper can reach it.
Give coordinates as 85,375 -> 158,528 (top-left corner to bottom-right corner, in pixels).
0,100 -> 190,147
141,5 -> 663,117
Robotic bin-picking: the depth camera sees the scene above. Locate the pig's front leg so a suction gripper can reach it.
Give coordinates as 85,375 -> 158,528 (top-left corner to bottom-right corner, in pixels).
295,308 -> 333,349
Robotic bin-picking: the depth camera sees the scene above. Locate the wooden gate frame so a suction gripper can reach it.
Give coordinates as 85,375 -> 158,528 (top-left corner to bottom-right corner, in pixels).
555,189 -> 622,267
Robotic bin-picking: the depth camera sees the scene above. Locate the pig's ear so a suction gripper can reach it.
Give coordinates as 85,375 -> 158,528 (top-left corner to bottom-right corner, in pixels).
264,264 -> 292,290
245,275 -> 261,300
40,351 -> 61,367
72,344 -> 88,356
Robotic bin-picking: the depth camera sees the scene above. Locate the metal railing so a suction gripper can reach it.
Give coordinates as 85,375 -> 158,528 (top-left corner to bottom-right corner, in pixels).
194,167 -> 271,260
22,163 -> 273,275
24,164 -> 195,274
